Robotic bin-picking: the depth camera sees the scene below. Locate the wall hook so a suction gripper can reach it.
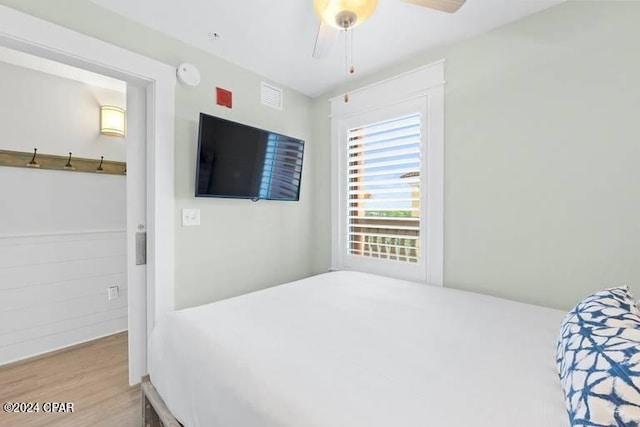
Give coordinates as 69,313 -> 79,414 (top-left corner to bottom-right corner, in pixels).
1,149 -> 126,176
26,148 -> 40,168
96,156 -> 104,173
64,152 -> 75,170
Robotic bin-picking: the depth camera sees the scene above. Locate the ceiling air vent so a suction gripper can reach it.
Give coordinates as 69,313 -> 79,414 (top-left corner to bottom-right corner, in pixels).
261,82 -> 283,110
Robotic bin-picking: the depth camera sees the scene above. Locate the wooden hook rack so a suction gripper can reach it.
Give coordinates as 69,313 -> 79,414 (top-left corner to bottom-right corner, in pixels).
0,149 -> 126,176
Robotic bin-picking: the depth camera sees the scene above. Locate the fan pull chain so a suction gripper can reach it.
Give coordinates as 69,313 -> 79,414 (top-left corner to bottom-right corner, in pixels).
350,29 -> 355,76
344,28 -> 349,103
344,29 -> 355,103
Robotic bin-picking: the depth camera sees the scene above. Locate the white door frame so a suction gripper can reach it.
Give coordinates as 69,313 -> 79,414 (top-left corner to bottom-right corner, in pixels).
0,5 -> 176,382
126,84 -> 150,384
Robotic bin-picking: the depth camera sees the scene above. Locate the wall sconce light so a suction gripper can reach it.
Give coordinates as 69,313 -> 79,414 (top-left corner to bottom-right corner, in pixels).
100,105 -> 126,137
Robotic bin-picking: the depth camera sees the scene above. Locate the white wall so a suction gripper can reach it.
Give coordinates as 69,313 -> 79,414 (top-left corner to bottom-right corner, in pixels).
312,1 -> 640,310
0,59 -> 126,161
0,167 -> 126,236
0,58 -> 127,363
0,230 -> 127,365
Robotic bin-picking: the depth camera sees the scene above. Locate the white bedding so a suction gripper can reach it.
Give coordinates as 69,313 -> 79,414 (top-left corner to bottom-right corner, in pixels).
149,271 -> 569,427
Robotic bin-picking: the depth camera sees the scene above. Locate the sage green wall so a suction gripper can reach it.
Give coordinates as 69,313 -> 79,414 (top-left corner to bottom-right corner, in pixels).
312,1 -> 640,310
0,0 -> 316,309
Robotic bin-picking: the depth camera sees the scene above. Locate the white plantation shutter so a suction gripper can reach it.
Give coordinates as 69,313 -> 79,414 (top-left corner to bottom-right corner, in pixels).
331,62 -> 444,285
347,113 -> 422,264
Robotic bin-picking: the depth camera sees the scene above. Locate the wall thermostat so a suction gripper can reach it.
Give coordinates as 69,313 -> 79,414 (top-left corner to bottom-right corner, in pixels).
177,63 -> 201,88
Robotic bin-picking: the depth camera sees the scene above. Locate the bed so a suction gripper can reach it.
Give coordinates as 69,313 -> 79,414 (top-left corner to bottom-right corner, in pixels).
148,270 -> 569,427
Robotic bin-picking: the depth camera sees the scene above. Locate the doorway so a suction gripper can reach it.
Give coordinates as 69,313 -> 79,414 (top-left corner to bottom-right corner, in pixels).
0,4 -> 176,385
0,48 -> 132,374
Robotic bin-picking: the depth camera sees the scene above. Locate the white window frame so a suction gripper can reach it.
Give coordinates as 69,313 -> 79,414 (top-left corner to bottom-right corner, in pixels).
330,61 -> 444,285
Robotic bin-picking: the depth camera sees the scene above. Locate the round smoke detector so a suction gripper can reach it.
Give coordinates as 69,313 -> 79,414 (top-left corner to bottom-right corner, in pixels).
177,63 -> 201,88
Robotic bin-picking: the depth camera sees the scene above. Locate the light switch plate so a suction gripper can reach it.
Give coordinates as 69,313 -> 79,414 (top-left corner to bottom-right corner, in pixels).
182,208 -> 201,226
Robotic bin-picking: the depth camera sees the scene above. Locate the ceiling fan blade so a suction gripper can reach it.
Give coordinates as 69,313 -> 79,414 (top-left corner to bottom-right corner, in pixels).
312,21 -> 341,59
401,0 -> 466,13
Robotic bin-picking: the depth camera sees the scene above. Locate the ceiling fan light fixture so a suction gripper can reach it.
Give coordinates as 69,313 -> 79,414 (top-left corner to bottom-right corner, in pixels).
313,0 -> 378,30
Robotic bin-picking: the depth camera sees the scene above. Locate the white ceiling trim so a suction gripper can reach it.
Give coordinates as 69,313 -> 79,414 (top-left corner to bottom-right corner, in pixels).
0,44 -> 127,93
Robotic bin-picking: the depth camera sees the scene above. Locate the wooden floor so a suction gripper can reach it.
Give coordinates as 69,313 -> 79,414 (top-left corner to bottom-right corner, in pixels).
0,332 -> 140,427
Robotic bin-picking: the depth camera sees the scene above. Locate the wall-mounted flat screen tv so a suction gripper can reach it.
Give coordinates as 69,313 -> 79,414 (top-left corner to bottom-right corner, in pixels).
195,113 -> 304,201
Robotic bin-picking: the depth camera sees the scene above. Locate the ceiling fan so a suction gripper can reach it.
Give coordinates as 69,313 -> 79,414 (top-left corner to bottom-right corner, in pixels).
312,0 -> 467,58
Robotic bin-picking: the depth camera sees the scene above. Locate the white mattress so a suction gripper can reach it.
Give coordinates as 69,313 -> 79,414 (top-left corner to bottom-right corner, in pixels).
149,271 -> 569,427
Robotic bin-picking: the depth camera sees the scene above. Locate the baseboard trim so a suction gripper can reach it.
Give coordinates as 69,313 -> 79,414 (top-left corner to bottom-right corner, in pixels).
0,329 -> 128,368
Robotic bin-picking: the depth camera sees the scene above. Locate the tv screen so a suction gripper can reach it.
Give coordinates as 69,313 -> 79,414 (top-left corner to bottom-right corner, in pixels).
195,113 -> 304,201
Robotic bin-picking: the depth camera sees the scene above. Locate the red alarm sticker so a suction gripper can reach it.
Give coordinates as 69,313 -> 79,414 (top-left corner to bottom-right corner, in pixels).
216,87 -> 232,108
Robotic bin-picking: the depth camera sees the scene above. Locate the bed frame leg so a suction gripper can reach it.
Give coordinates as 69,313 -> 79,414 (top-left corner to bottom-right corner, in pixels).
141,375 -> 182,427
143,391 -> 162,427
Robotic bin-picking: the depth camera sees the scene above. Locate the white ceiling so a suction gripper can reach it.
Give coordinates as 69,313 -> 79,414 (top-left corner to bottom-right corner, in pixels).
90,0 -> 564,97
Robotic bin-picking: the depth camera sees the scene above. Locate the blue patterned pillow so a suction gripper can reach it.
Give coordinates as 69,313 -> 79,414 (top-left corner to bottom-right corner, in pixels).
561,287 -> 640,328
557,287 -> 640,426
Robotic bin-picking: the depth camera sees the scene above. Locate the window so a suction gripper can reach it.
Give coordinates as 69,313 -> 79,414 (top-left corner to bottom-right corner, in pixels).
330,61 -> 444,284
347,113 -> 422,264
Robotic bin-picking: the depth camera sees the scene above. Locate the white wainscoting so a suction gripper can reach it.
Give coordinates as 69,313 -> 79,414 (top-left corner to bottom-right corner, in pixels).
0,230 -> 127,365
